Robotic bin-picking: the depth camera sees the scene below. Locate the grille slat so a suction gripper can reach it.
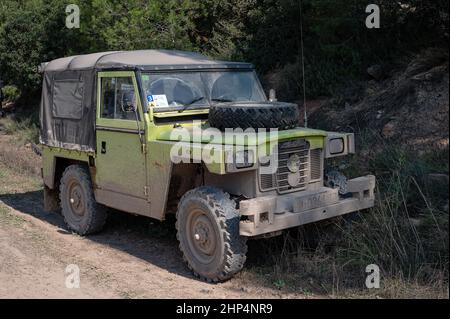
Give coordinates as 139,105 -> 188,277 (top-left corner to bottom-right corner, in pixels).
279,150 -> 308,156
279,154 -> 309,159
278,167 -> 308,175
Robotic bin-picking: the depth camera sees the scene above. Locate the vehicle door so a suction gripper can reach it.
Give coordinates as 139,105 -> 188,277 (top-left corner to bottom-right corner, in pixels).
95,71 -> 149,215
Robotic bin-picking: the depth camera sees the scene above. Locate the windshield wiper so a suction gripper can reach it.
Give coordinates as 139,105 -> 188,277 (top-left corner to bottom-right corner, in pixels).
178,96 -> 205,113
211,98 -> 233,103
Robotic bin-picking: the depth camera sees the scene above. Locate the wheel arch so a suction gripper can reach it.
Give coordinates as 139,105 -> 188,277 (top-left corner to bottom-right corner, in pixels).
43,155 -> 94,212
165,162 -> 204,215
45,157 -> 92,190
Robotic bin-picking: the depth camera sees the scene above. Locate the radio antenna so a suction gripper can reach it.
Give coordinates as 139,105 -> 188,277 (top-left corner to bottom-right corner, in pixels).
299,0 -> 308,127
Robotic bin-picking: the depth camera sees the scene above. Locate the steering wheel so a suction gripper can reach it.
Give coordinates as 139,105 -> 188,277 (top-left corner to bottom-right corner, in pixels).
211,73 -> 253,101
120,91 -> 135,113
148,77 -> 197,105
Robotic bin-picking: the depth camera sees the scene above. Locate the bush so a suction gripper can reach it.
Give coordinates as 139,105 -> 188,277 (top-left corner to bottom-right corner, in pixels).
1,85 -> 21,102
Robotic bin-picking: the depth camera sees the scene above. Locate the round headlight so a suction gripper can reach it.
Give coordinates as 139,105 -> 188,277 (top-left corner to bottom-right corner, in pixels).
287,154 -> 301,173
287,172 -> 301,187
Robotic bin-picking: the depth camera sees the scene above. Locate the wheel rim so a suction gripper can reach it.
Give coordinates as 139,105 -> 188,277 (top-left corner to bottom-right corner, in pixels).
186,208 -> 217,265
67,179 -> 86,217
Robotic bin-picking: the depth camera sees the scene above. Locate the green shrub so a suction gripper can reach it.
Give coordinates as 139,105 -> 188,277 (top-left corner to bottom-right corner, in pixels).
1,85 -> 21,102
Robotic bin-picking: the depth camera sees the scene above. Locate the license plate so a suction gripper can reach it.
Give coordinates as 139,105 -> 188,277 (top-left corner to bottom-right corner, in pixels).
293,188 -> 339,213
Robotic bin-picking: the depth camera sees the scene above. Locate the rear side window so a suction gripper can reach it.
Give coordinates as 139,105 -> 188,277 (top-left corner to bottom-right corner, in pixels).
52,79 -> 84,119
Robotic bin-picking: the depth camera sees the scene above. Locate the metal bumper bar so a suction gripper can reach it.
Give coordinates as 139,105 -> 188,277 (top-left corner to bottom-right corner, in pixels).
239,175 -> 375,237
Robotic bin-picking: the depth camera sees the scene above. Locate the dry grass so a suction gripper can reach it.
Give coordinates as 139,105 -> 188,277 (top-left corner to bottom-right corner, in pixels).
245,145 -> 449,299
0,110 -> 41,177
0,115 -> 39,145
0,159 -> 41,195
0,133 -> 41,176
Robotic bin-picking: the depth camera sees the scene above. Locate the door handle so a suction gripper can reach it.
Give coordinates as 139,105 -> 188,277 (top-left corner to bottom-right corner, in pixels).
101,141 -> 106,154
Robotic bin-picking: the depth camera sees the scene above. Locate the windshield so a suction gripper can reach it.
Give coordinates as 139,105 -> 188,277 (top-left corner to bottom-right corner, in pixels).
140,70 -> 266,112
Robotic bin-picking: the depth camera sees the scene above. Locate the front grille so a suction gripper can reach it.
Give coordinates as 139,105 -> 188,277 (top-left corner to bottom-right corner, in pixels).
276,139 -> 309,193
259,171 -> 276,190
259,139 -> 310,193
310,148 -> 322,181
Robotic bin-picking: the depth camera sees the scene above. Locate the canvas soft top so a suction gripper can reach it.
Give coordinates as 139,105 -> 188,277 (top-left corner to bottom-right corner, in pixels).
40,50 -> 253,152
43,50 -> 253,72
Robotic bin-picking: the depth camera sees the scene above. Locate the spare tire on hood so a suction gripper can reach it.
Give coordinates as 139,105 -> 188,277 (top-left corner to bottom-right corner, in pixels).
208,102 -> 300,131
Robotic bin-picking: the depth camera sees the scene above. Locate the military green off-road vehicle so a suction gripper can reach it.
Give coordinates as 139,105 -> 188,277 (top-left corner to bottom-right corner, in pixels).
39,50 -> 375,282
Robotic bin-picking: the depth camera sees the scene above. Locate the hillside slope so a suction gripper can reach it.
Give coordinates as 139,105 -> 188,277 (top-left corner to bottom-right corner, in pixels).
310,48 -> 449,155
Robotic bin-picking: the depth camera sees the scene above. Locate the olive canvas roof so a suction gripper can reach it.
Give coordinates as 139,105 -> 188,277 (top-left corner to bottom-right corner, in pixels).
43,50 -> 253,72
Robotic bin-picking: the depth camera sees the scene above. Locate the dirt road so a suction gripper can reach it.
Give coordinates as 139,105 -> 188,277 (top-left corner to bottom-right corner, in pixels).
0,151 -> 308,299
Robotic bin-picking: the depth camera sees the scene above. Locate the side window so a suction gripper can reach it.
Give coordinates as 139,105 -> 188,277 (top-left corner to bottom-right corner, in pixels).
52,79 -> 84,119
100,77 -> 139,120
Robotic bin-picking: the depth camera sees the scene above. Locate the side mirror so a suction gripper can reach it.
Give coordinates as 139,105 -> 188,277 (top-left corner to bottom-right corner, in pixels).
269,88 -> 277,102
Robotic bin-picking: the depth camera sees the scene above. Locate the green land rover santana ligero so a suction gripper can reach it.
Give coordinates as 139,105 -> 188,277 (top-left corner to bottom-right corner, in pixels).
39,50 -> 375,282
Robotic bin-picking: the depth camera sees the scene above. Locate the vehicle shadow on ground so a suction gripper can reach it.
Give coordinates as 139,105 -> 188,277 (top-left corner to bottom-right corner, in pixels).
0,189 -> 195,280
0,189 -> 295,289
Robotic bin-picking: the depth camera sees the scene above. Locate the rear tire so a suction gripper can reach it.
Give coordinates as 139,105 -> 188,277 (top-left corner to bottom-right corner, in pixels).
59,165 -> 107,235
176,187 -> 247,282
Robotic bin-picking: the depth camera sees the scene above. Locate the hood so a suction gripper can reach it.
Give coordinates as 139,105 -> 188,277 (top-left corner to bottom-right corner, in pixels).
156,124 -> 326,146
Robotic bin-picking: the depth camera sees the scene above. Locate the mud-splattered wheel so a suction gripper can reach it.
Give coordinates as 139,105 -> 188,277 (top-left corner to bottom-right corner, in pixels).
176,187 -> 247,282
60,165 -> 107,235
187,209 -> 218,264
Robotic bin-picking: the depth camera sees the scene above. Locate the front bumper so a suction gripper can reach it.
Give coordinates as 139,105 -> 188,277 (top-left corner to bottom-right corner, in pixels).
239,175 -> 376,237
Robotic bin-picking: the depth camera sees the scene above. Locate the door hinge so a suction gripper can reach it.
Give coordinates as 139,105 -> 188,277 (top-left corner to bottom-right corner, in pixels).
141,143 -> 147,154
144,186 -> 149,196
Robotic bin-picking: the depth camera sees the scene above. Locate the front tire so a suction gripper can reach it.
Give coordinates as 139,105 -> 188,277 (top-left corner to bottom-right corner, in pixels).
176,187 -> 247,282
60,165 -> 107,235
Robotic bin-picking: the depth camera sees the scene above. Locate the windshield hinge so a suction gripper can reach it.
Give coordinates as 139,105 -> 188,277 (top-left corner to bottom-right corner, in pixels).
144,186 -> 149,196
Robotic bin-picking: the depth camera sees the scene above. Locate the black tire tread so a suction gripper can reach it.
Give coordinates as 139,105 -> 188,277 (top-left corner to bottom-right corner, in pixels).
208,102 -> 300,131
59,165 -> 107,235
176,186 -> 247,282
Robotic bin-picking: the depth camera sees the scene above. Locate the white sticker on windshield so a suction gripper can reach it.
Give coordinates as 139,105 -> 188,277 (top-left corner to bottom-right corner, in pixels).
148,94 -> 169,107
